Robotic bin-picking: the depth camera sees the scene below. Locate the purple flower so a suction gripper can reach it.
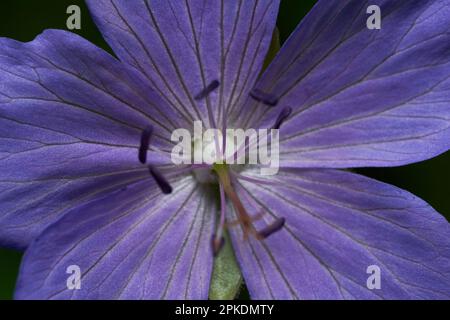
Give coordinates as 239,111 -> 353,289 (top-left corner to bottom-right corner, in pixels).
1,0 -> 450,299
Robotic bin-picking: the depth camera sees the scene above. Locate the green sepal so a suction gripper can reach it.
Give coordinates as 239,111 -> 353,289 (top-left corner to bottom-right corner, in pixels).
209,232 -> 243,300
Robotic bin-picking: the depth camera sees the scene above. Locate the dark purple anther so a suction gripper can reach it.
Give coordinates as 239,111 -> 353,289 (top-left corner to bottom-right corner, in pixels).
211,235 -> 225,257
195,80 -> 220,100
258,217 -> 286,239
249,88 -> 278,107
149,165 -> 173,194
273,107 -> 293,130
139,126 -> 154,164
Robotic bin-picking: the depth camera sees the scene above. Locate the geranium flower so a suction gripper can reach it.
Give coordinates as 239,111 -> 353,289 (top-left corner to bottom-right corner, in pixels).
1,0 -> 449,299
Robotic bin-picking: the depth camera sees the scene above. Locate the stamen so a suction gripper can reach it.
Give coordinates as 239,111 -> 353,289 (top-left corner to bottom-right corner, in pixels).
258,217 -> 286,239
211,234 -> 225,257
214,164 -> 260,240
148,165 -> 173,194
226,210 -> 264,228
195,80 -> 220,100
249,88 -> 278,107
139,126 -> 154,164
273,106 -> 292,130
214,165 -> 286,243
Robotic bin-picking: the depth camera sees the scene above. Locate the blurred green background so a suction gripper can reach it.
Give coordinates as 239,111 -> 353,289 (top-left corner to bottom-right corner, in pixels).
0,0 -> 448,300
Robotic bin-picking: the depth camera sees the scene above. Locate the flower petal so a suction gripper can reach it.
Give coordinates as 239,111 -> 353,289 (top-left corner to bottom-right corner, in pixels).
229,168 -> 450,299
0,30 -> 175,248
246,0 -> 450,168
15,176 -> 215,299
86,0 -> 279,127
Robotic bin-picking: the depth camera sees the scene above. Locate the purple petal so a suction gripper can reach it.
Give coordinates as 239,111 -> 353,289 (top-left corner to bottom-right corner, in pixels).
15,176 -> 215,299
86,0 -> 279,127
229,168 -> 450,299
245,0 -> 450,168
0,30 -> 175,248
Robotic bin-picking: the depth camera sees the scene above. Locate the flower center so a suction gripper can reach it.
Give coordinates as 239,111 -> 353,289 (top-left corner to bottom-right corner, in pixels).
135,81 -> 290,255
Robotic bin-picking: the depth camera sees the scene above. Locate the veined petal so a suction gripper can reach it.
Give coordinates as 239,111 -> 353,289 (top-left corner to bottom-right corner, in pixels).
86,0 -> 279,127
0,30 -> 175,248
229,168 -> 450,299
247,0 -> 450,168
0,29 -> 183,146
15,176 -> 215,300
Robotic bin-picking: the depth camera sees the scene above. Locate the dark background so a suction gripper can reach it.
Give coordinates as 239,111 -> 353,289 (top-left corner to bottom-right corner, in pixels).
0,0 -> 448,300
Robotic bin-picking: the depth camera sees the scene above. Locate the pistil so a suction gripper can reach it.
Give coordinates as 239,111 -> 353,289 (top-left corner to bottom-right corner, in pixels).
213,164 -> 285,243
